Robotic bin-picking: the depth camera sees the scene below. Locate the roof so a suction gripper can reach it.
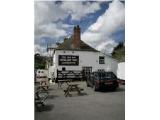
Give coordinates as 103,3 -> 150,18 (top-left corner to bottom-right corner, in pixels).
56,38 -> 99,52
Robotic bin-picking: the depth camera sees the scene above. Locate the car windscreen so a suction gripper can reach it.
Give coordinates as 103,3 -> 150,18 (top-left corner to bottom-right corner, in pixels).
96,72 -> 116,80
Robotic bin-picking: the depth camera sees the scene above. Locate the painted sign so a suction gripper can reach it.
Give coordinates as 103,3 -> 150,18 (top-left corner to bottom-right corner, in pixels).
58,55 -> 79,65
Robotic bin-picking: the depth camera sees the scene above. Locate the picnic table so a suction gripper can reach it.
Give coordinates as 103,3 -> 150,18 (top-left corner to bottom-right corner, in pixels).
64,83 -> 84,97
35,78 -> 49,90
35,84 -> 49,91
35,86 -> 49,112
58,80 -> 72,88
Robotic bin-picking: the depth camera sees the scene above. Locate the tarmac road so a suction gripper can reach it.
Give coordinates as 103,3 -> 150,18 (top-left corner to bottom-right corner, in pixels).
35,82 -> 125,120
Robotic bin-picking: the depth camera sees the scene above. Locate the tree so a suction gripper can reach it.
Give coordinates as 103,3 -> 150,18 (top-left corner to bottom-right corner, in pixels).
34,54 -> 46,69
112,42 -> 125,62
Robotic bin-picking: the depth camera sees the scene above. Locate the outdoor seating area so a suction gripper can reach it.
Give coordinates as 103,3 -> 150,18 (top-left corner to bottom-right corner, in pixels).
34,79 -> 87,112
34,68 -> 125,120
57,79 -> 72,88
35,81 -> 125,120
35,78 -> 50,111
64,83 -> 84,97
35,86 -> 48,111
35,89 -> 48,111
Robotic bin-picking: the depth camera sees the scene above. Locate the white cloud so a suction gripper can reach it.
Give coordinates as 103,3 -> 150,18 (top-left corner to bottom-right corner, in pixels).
34,1 -> 67,25
34,1 -> 103,54
35,23 -> 67,39
34,1 -> 101,27
35,1 -> 101,25
34,44 -> 48,56
34,1 -> 101,48
60,1 -> 101,20
82,0 -> 125,54
88,0 -> 124,33
34,0 -> 124,55
96,39 -> 118,54
34,1 -> 68,46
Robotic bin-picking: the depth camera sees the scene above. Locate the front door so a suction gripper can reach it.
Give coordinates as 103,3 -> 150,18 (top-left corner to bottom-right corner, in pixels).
82,67 -> 92,80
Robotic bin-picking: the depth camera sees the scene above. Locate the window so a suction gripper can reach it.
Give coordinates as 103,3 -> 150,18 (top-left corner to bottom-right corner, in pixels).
98,69 -> 105,72
62,67 -> 66,71
99,56 -> 105,64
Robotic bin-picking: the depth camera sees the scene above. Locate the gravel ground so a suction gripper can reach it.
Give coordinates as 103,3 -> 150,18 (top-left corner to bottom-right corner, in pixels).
35,81 -> 125,120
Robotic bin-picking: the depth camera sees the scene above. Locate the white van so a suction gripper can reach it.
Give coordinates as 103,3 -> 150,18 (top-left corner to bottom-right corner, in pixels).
36,69 -> 48,78
117,62 -> 125,85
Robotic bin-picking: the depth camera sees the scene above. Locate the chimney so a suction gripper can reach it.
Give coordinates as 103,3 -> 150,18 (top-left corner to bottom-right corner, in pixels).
72,25 -> 81,49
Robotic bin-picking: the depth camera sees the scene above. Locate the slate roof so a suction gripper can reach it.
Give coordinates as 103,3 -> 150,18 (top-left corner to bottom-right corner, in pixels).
56,38 -> 99,52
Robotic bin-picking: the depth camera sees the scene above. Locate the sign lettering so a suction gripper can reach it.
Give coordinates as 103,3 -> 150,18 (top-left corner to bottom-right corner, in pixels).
58,55 -> 79,65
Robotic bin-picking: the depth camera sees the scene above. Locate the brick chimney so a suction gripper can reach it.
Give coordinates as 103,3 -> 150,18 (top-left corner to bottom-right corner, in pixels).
72,25 -> 81,49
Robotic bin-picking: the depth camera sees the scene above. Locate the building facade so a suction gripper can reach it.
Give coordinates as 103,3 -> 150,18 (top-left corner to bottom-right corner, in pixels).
47,25 -> 118,80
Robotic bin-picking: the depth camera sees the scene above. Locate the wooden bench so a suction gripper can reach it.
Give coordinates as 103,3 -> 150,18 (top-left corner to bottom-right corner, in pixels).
35,84 -> 49,91
35,88 -> 48,111
35,96 -> 47,106
64,84 -> 84,97
58,80 -> 71,88
64,88 -> 83,94
64,88 -> 84,92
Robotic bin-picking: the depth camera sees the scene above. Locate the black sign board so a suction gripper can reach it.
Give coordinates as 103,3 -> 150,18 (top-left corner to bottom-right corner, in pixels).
58,55 -> 79,66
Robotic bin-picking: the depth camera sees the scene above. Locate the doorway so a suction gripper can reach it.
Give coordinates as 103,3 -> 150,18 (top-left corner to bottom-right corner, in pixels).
82,67 -> 92,80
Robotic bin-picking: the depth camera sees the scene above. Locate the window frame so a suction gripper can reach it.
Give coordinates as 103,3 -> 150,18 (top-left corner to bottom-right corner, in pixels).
99,56 -> 105,64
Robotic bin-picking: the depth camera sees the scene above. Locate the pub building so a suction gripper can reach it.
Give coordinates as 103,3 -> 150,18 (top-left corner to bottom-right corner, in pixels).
47,25 -> 118,81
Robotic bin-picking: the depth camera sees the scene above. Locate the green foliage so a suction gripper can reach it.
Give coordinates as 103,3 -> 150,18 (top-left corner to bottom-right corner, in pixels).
34,53 -> 46,69
112,42 -> 125,62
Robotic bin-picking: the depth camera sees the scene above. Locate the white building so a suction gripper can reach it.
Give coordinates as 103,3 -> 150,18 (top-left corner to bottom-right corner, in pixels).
47,25 -> 118,80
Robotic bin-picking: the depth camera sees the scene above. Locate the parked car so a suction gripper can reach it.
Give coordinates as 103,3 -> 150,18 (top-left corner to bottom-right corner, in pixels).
36,69 -> 48,79
86,71 -> 119,91
36,69 -> 49,89
118,79 -> 125,85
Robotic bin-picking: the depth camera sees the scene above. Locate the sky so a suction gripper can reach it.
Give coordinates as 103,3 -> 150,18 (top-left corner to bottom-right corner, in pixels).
34,0 -> 125,56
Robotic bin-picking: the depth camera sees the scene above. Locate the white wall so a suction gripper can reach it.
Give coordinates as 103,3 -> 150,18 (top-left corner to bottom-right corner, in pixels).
48,66 -> 55,79
52,50 -> 118,78
98,52 -> 118,75
54,50 -> 98,70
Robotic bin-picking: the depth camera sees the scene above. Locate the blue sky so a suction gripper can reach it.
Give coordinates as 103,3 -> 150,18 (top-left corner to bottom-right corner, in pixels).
35,0 -> 125,55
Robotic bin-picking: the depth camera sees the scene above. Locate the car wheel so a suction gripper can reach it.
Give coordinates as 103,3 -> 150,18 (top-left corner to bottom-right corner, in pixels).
112,84 -> 118,91
112,87 -> 117,91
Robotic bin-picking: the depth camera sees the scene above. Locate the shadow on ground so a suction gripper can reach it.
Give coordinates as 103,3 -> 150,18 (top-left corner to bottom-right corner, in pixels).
35,104 -> 54,112
79,92 -> 88,96
47,95 -> 59,99
65,92 -> 88,97
98,86 -> 125,93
